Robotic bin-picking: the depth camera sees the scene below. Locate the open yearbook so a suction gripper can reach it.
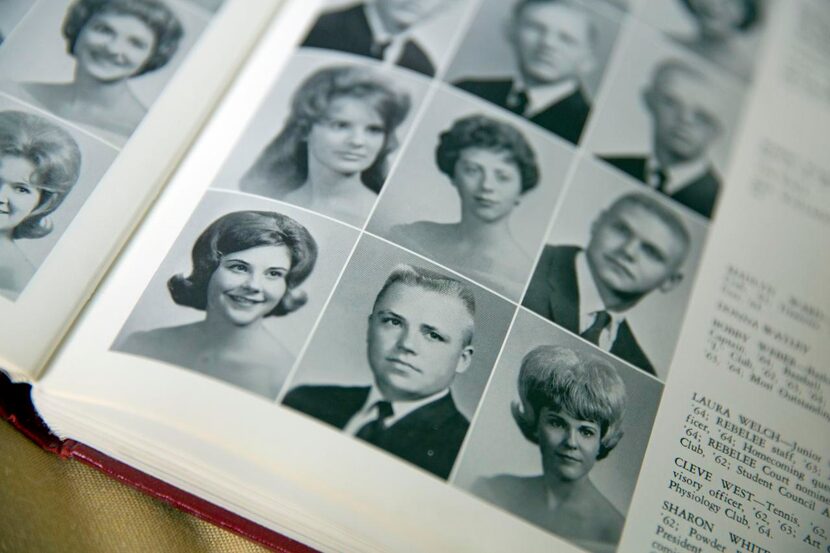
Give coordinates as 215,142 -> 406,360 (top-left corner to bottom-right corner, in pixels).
1,0 -> 828,551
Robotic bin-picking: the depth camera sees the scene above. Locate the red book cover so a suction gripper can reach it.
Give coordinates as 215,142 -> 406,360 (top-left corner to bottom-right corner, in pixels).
0,371 -> 316,553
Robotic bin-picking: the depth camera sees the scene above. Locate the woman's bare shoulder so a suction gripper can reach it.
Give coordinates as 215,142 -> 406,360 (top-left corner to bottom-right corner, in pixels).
0,244 -> 35,299
471,473 -> 543,506
117,323 -> 201,355
4,81 -> 65,112
254,329 -> 295,367
388,220 -> 453,249
583,484 -> 625,542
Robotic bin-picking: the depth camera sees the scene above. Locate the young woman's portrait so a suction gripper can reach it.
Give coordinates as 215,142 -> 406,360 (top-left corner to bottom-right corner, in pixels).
240,63 -> 411,227
473,344 -> 627,551
118,209 -> 317,398
21,0 -> 183,138
113,191 -> 360,399
637,0 -> 765,81
452,310 -> 662,553
368,88 -> 572,300
0,0 -> 210,144
0,110 -> 80,299
388,114 -> 539,299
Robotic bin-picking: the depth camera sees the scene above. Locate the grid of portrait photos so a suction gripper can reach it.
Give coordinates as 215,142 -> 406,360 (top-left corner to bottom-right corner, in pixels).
0,0 -> 225,301
109,0 -> 768,551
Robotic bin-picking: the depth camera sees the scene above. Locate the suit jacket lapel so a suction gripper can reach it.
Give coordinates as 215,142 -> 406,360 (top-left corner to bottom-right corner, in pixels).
387,393 -> 460,436
332,386 -> 372,428
545,246 -> 581,333
670,167 -> 719,218
601,156 -> 649,184
396,40 -> 435,76
530,88 -> 590,144
611,321 -> 656,376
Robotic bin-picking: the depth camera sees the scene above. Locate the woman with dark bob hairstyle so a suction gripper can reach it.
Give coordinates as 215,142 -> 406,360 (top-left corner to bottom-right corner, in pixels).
119,210 -> 318,398
674,0 -> 764,80
473,345 -> 627,553
19,0 -> 184,139
0,110 -> 81,299
241,64 -> 411,227
387,114 -> 538,299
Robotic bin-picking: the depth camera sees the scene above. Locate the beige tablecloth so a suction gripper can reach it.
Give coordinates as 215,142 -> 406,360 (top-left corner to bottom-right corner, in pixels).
0,419 -> 274,553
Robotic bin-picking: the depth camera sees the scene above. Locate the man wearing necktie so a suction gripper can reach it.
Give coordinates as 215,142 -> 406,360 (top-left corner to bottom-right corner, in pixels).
600,59 -> 726,218
283,264 -> 475,479
454,0 -> 599,144
302,0 -> 459,77
522,193 -> 691,376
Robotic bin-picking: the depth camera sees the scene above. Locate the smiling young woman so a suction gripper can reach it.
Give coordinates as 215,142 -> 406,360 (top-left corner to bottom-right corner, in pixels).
0,110 -> 81,300
386,114 -> 539,299
674,0 -> 763,80
18,0 -> 184,139
241,65 -> 411,227
118,210 -> 318,398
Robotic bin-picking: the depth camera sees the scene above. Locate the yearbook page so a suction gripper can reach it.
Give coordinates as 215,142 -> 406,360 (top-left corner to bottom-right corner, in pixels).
33,0 -> 793,552
0,0 -> 284,379
618,1 -> 830,552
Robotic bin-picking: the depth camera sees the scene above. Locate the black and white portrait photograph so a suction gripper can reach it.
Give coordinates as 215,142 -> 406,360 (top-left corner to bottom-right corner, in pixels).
0,98 -> 117,302
367,87 -> 573,301
301,0 -> 475,77
0,0 -> 33,46
521,159 -> 707,378
452,309 -> 663,553
0,0 -> 211,144
281,234 -> 516,480
636,0 -> 767,81
111,189 -> 359,399
583,22 -> 745,219
212,49 -> 429,228
445,0 -> 624,145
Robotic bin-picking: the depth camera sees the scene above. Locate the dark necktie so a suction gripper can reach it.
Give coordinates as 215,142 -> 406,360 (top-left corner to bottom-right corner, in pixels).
507,89 -> 529,116
580,310 -> 612,346
370,40 -> 391,60
651,166 -> 669,193
356,400 -> 394,444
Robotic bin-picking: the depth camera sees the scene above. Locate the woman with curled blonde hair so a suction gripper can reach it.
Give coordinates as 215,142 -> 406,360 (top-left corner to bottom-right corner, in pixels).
0,110 -> 81,299
472,345 -> 627,553
242,64 -> 411,227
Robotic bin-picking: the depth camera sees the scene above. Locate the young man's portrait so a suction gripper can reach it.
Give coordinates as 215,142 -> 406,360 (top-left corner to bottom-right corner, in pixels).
282,236 -> 514,479
585,22 -> 743,219
522,160 -> 707,377
446,0 -> 622,145
302,0 -> 469,77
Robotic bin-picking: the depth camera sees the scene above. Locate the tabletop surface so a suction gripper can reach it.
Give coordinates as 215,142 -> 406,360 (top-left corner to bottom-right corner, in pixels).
0,418 -> 275,553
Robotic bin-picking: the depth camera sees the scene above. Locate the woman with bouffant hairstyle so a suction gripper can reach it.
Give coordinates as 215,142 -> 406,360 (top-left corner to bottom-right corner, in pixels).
472,345 -> 627,553
0,110 -> 81,299
242,64 -> 411,226
387,114 -> 538,299
20,0 -> 184,138
119,210 -> 318,398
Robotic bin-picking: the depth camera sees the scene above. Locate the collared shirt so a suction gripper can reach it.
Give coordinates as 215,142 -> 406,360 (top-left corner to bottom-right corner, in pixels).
576,252 -> 626,351
645,156 -> 711,196
508,77 -> 579,118
363,2 -> 412,67
343,386 -> 450,436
